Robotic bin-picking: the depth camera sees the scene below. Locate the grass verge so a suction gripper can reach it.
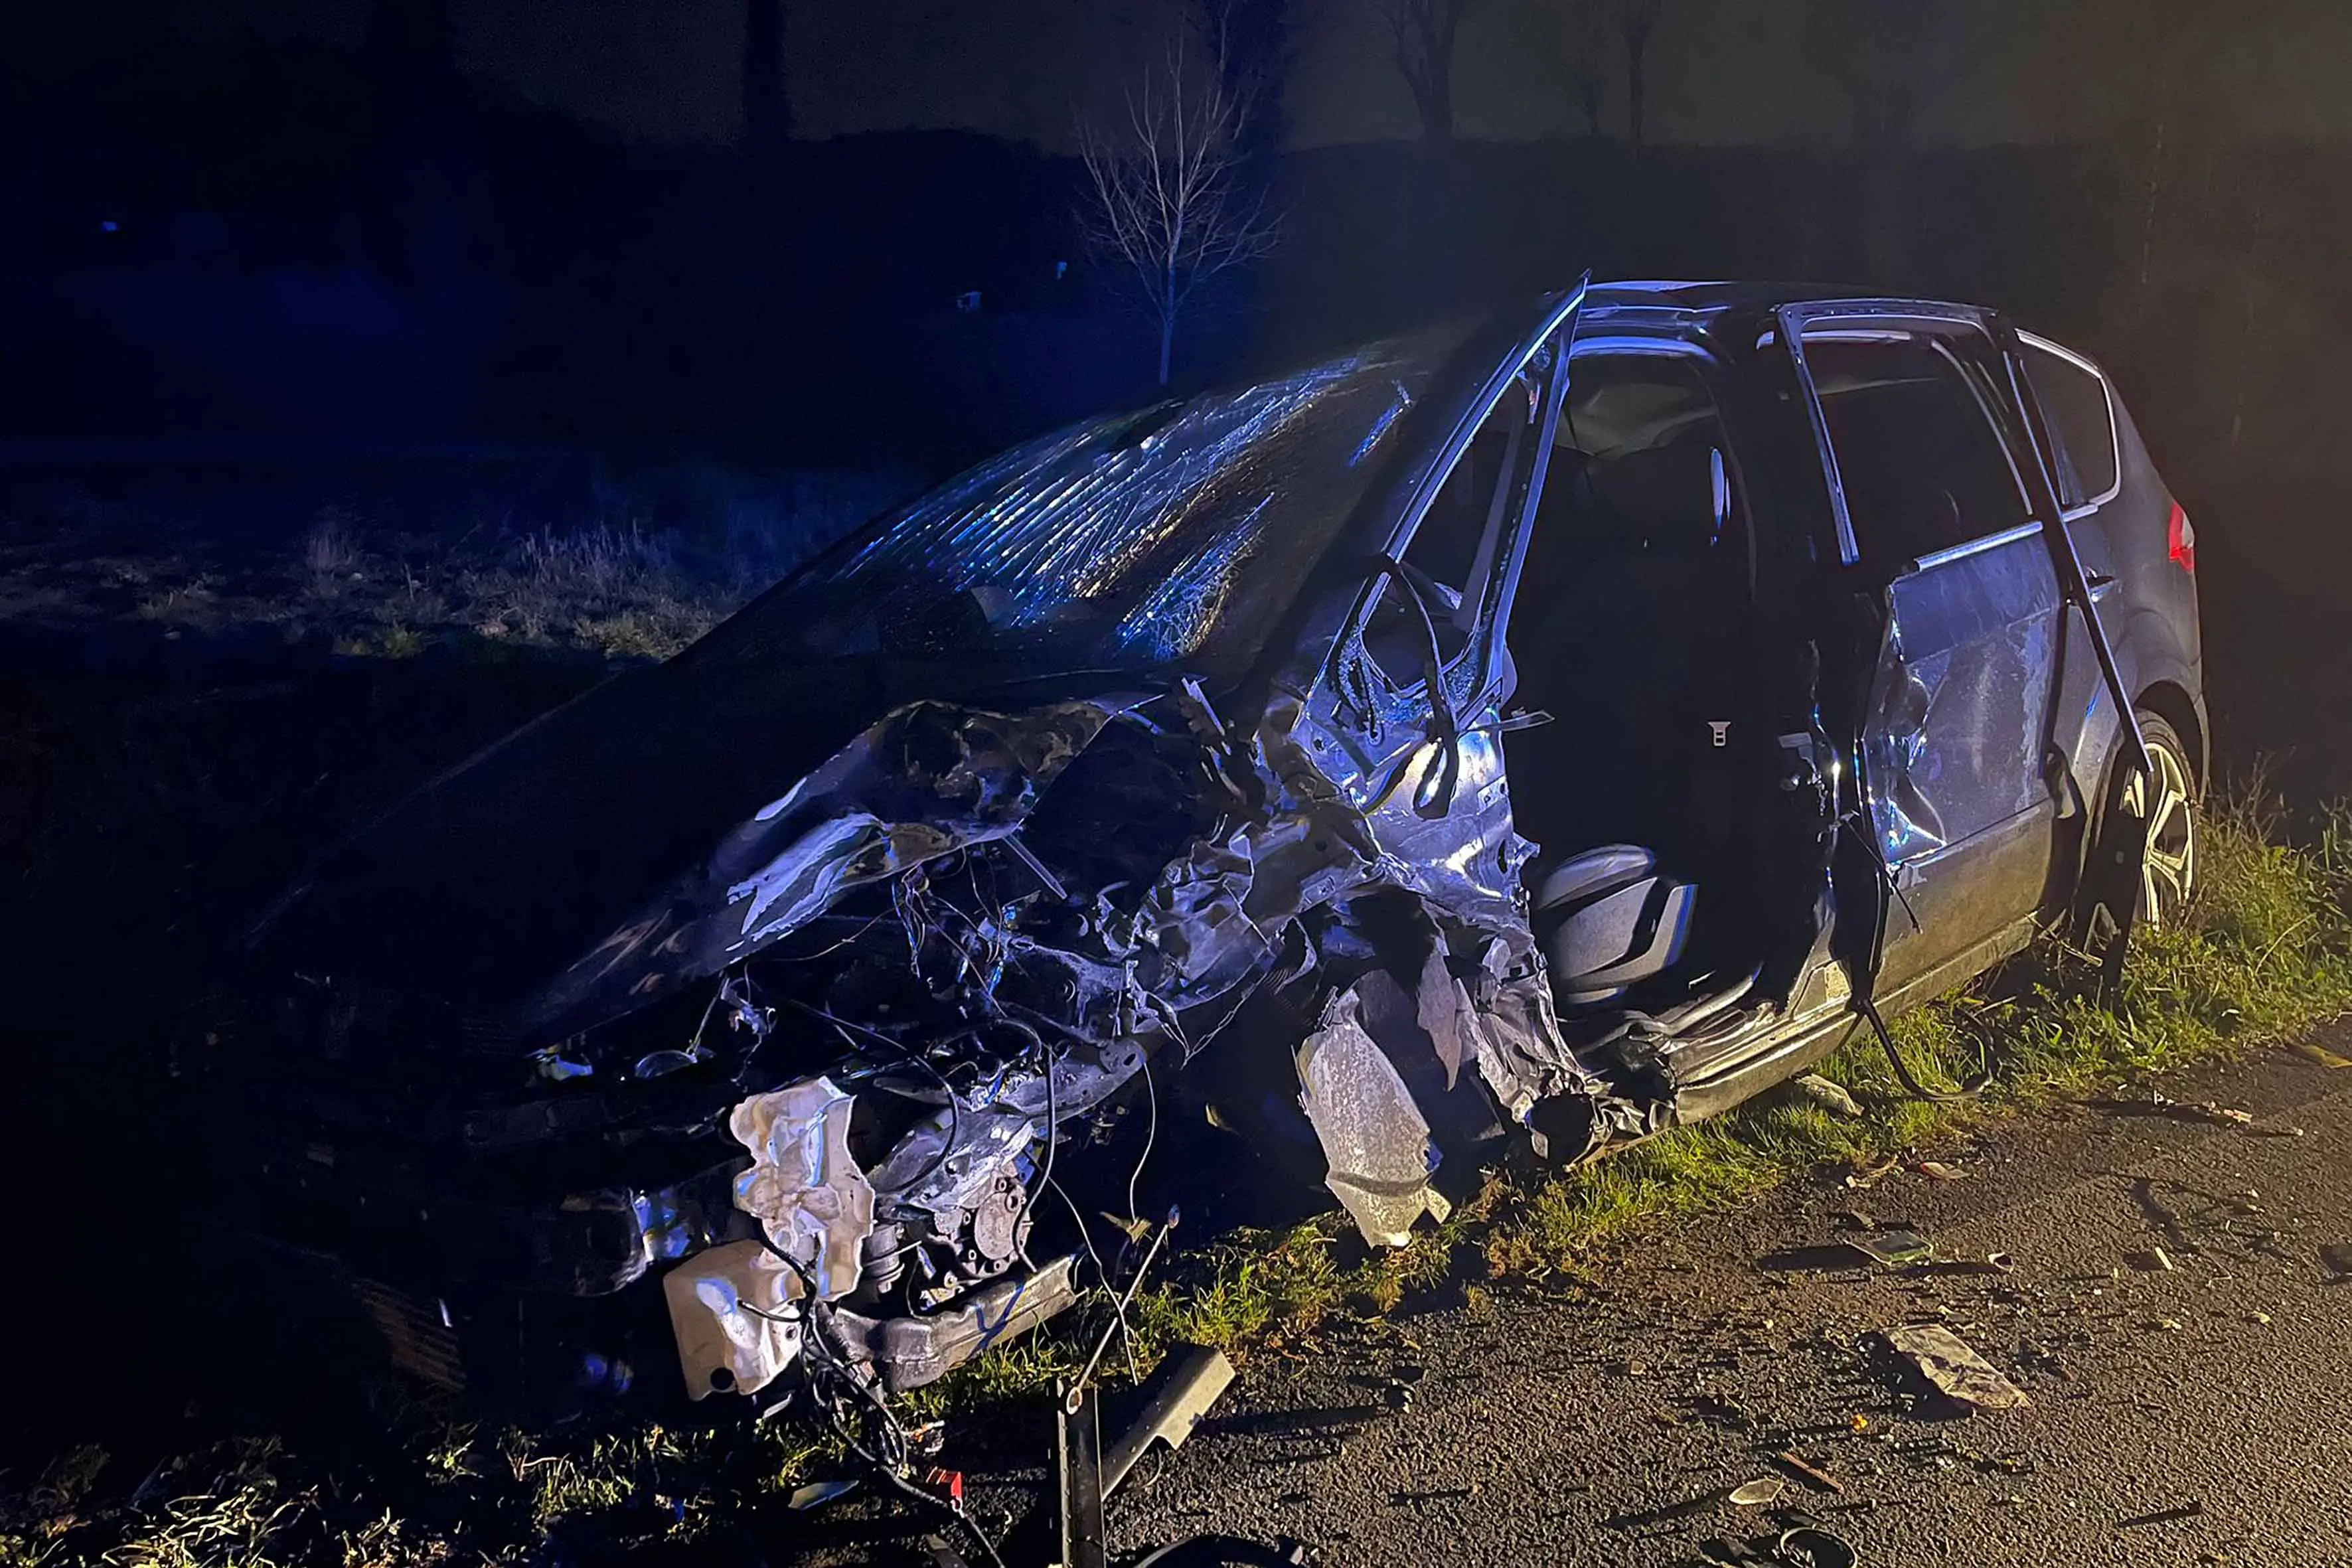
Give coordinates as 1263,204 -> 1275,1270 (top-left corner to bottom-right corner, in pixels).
5,793 -> 2347,1566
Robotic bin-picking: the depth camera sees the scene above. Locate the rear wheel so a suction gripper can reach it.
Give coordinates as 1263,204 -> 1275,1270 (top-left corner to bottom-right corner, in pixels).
2122,711 -> 2198,927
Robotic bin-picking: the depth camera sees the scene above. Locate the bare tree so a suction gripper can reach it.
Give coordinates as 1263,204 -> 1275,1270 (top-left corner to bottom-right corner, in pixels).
1545,0 -> 1609,138
1079,32 -> 1279,387
1371,0 -> 1475,147
1809,0 -> 1933,281
1614,0 -> 1668,153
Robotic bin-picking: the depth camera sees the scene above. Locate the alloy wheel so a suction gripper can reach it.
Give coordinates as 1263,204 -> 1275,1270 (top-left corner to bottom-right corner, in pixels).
2123,726 -> 2197,927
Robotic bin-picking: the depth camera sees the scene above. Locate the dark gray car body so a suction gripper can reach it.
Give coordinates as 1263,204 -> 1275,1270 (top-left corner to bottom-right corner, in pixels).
222,281 -> 2203,1404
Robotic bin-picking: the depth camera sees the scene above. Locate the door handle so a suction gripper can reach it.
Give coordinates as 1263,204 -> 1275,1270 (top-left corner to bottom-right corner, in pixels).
2086,571 -> 2117,597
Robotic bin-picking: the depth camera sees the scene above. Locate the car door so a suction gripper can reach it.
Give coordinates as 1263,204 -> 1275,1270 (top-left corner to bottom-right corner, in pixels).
1780,307 -> 2065,996
1308,291 -> 1581,930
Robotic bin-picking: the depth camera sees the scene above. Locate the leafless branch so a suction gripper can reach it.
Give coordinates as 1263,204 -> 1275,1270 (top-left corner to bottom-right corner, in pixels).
1370,0 -> 1474,145
1077,31 -> 1279,386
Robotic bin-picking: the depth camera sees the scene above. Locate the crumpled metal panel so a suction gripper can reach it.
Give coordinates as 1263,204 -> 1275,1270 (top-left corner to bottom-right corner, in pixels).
727,1076 -> 874,1301
514,699 -> 1121,1040
1867,537 -> 2061,868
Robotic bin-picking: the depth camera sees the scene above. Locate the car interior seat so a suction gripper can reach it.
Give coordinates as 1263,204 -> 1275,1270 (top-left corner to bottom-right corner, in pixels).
1531,844 -> 1695,1007
1507,428 -> 1770,1009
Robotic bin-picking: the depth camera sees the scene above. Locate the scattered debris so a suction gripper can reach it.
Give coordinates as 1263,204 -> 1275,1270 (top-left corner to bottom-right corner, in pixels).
2130,1247 -> 2179,1273
1880,1322 -> 2032,1411
2292,1040 -> 2352,1069
2093,1092 -> 2255,1127
2117,1500 -> 2207,1529
2321,1244 -> 2352,1283
787,1478 -> 859,1511
1770,1451 -> 1845,1495
1792,1074 -> 1864,1119
1702,1525 -> 1861,1567
1848,1229 -> 1935,1267
1908,1251 -> 2015,1277
1608,1476 -> 1784,1531
1916,1160 -> 1967,1182
1104,1348 -> 1237,1498
1843,1156 -> 1901,1190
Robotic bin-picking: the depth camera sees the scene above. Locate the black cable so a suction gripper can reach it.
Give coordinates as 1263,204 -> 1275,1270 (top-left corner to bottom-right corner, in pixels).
752,1231 -> 1007,1565
786,998 -> 963,1197
1857,994 -> 1991,1104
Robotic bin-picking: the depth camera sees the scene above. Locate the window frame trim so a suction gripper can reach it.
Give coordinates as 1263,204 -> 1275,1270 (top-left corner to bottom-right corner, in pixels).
1779,303 -> 2045,569
2016,330 -> 2125,518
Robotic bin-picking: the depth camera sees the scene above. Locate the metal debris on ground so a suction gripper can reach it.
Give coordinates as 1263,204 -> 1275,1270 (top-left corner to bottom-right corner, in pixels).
1879,1322 -> 2032,1411
2130,1247 -> 2179,1273
1792,1074 -> 1863,1119
1847,1229 -> 1935,1267
1103,1348 -> 1237,1497
1916,1160 -> 1966,1181
1770,1451 -> 1846,1495
787,1478 -> 859,1511
2117,1500 -> 2207,1529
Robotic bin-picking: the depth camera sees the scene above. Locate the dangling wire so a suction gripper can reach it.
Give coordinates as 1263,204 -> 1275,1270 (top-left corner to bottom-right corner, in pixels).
1857,994 -> 1990,1104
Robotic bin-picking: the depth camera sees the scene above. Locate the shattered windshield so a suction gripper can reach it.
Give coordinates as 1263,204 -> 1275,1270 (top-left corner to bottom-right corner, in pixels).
706,325 -> 1475,677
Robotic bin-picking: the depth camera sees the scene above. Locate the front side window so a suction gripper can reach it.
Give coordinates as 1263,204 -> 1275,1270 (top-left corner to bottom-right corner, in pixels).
1361,370 -> 1538,685
1807,334 -> 2030,566
2022,339 -> 2120,509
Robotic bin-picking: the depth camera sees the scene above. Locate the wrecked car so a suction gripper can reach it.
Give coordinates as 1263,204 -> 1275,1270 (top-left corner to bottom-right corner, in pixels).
216,282 -> 2205,1407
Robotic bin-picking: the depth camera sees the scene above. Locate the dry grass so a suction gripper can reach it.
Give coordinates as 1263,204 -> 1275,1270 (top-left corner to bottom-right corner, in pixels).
2,464 -> 906,666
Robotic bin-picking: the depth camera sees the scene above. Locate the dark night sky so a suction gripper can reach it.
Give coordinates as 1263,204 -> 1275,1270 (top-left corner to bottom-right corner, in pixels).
151,0 -> 2352,151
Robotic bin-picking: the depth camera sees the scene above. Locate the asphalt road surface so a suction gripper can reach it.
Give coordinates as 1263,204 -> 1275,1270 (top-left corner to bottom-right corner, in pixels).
1082,1032 -> 2352,1568
795,1031 -> 2352,1567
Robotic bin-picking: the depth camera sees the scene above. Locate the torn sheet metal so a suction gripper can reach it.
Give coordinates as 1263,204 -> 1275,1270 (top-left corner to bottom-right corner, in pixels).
1296,989 -> 1452,1247
728,1076 -> 875,1302
518,700 -> 1121,1040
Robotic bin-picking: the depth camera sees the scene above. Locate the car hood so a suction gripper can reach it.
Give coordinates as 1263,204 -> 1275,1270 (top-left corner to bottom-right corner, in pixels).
246,646 -> 1148,1037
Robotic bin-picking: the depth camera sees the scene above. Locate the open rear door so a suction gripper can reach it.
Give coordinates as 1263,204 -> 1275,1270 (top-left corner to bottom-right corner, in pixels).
1772,299 -> 2154,998
1990,315 -> 2154,987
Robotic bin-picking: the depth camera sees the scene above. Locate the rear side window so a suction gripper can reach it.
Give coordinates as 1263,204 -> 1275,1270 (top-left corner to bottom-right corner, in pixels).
1806,335 -> 2029,566
2022,339 -> 2120,509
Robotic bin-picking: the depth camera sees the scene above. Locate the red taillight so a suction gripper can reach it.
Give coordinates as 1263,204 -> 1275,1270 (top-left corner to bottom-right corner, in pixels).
2167,501 -> 2196,576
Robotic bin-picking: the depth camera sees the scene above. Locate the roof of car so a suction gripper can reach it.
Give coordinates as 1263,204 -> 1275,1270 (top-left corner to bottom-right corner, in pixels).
1580,279 -> 1986,317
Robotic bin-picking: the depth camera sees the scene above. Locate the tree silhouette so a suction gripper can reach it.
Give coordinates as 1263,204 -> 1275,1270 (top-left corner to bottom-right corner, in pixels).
1371,0 -> 1475,147
1079,31 -> 1279,386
